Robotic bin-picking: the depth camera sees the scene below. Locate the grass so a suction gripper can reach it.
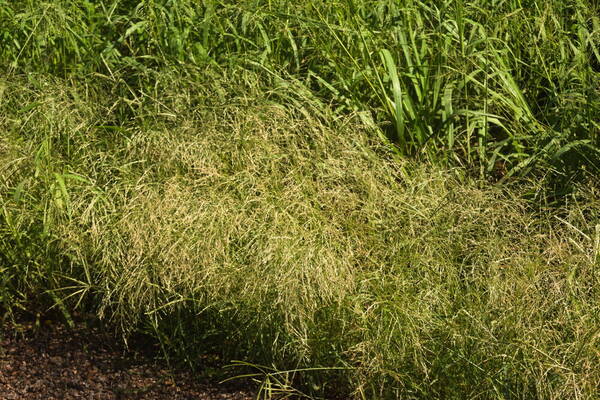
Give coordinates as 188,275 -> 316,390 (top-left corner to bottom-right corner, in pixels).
1,0 -> 598,180
1,0 -> 600,398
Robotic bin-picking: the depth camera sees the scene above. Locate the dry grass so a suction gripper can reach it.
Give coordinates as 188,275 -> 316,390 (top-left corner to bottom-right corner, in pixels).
1,73 -> 599,398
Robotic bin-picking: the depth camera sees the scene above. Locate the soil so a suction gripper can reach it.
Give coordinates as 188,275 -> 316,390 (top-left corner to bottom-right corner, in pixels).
0,317 -> 254,400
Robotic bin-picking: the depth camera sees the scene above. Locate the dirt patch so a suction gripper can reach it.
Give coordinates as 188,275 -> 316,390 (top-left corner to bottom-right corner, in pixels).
0,319 -> 254,400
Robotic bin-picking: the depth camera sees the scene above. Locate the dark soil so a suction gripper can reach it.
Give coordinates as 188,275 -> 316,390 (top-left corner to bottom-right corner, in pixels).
0,318 -> 254,400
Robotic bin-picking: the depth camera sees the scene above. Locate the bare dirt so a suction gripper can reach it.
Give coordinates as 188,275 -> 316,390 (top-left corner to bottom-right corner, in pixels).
0,318 -> 254,400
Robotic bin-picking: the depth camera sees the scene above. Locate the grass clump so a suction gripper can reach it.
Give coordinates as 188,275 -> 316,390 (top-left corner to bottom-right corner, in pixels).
1,71 -> 599,398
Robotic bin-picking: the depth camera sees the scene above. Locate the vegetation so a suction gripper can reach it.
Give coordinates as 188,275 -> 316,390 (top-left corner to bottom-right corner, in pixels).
0,0 -> 599,398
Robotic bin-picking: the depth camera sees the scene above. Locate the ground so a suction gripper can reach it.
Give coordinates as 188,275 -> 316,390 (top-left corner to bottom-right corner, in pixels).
0,318 -> 254,400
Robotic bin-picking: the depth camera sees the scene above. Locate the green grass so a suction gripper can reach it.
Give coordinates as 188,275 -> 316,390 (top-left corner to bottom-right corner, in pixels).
1,0 -> 599,180
1,0 -> 600,398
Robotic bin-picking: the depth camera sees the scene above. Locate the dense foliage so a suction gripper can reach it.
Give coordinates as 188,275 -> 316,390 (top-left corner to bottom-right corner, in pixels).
1,0 -> 599,180
1,1 -> 599,398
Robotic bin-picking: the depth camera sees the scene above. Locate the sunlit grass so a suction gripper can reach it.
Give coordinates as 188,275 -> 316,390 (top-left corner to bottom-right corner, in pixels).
1,71 -> 599,398
1,0 -> 598,179
1,0 -> 600,398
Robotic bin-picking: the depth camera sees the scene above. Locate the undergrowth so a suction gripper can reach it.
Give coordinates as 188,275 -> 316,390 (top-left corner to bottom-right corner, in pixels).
1,0 -> 599,180
1,0 -> 600,398
1,71 -> 599,398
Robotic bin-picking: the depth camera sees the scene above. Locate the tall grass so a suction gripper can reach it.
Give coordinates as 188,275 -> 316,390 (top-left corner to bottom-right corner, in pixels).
1,0 -> 598,181
1,0 -> 600,398
1,71 -> 600,398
